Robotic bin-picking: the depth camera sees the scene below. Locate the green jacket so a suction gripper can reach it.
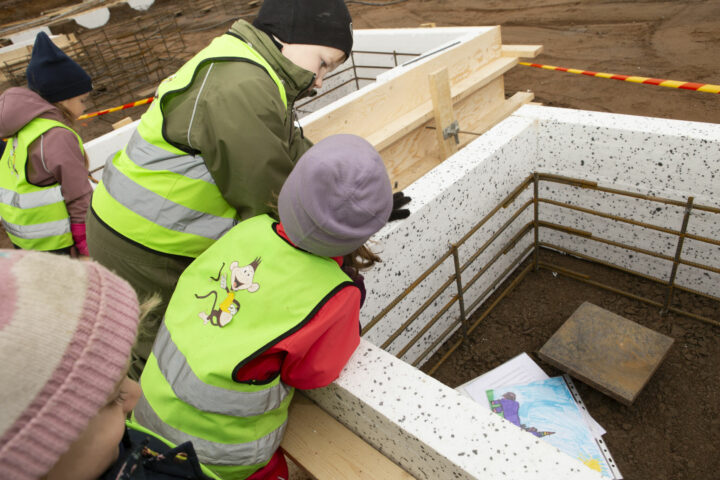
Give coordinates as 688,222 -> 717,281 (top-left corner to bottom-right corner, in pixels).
162,20 -> 314,221
92,31 -> 289,257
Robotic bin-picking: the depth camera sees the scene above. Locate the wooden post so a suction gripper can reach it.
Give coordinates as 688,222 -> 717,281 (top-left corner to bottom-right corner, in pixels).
428,67 -> 458,160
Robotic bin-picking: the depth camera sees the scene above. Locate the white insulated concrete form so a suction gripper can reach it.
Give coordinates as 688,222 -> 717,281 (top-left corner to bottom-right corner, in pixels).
83,27 -> 720,479
321,104 -> 718,479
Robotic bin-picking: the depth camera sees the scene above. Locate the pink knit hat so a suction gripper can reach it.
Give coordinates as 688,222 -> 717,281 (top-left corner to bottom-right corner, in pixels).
0,250 -> 139,479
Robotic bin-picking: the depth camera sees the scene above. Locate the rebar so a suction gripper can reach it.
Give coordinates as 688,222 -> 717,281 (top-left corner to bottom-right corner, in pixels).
369,172 -> 719,375
662,197 -> 694,314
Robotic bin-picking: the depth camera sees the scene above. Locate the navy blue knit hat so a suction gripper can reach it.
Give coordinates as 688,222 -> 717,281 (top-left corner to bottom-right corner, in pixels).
26,32 -> 92,103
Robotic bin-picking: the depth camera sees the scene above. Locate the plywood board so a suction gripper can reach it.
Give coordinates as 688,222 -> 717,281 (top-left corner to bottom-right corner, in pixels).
382,77 -> 507,190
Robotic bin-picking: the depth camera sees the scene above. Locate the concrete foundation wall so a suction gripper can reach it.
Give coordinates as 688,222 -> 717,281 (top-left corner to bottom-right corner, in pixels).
331,105 -> 718,479
364,105 -> 720,369
520,105 -> 720,297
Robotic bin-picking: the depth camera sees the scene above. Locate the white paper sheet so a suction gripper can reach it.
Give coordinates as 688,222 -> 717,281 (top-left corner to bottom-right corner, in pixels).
456,352 -> 606,437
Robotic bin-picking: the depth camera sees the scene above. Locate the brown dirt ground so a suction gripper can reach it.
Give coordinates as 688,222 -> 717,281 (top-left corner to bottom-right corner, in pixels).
2,2 -> 719,478
427,249 -> 720,480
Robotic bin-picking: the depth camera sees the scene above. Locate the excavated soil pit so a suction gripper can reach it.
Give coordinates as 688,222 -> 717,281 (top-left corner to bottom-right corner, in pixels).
427,248 -> 720,480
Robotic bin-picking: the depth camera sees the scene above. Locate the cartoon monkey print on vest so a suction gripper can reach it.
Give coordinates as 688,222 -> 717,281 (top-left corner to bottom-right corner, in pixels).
196,258 -> 261,327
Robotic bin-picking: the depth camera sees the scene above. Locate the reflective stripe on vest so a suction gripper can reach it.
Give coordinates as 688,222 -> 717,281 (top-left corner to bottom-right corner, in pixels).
91,33 -> 287,258
0,185 -> 64,209
136,215 -> 354,472
125,129 -> 216,182
2,217 -> 70,239
134,393 -> 286,467
0,118 -> 81,250
153,322 -> 291,416
101,157 -> 235,239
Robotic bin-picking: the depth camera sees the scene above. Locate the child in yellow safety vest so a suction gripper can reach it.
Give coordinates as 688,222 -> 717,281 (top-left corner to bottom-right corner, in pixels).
0,32 -> 93,256
135,134 -> 394,480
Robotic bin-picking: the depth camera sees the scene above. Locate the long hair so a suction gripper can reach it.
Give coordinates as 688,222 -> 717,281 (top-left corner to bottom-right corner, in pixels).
52,101 -> 90,170
53,101 -> 77,127
343,244 -> 381,278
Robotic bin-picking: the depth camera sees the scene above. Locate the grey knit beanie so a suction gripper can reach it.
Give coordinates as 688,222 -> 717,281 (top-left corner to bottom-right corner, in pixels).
278,134 -> 392,257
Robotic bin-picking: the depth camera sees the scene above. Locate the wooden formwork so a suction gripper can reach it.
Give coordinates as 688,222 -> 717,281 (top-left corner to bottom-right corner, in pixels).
302,27 -> 541,190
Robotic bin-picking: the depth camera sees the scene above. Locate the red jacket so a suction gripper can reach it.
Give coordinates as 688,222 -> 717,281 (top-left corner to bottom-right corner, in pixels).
240,223 -> 362,480
234,223 -> 361,388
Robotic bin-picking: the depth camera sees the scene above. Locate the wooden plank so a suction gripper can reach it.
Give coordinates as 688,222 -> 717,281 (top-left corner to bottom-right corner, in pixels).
112,117 -> 134,129
365,56 -> 517,152
281,393 -> 415,480
0,45 -> 31,64
303,27 -> 503,143
381,77 -> 505,190
501,44 -> 544,58
428,68 -> 458,159
381,81 -> 533,190
462,90 -> 534,136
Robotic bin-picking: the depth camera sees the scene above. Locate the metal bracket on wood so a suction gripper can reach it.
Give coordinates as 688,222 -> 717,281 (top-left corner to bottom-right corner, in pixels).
443,121 -> 460,144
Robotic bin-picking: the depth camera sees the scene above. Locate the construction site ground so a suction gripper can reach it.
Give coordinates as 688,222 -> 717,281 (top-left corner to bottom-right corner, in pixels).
428,249 -> 720,480
2,1 -> 719,479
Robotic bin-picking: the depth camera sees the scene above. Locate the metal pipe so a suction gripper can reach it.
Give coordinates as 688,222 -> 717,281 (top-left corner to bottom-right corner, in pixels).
466,245 -> 535,315
538,242 -> 669,286
538,263 -> 720,328
397,291 -> 459,360
540,220 -> 720,275
462,223 -> 533,296
540,242 -> 720,304
417,251 -> 534,371
539,173 -> 720,214
455,175 -> 533,247
422,337 -> 461,374
662,197 -> 694,314
350,49 -> 421,57
467,262 -> 534,337
538,221 -> 592,238
395,229 -> 532,361
685,232 -> 720,247
350,52 -> 360,91
417,325 -> 462,371
538,197 -> 681,237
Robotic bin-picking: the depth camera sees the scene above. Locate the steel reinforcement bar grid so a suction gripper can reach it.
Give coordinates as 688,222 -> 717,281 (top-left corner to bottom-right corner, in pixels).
362,172 -> 720,374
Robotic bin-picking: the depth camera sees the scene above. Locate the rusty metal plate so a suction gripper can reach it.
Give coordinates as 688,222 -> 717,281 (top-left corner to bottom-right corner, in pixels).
537,302 -> 674,405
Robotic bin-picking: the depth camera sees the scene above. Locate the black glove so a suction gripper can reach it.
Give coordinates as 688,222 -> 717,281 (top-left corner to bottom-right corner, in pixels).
388,191 -> 411,222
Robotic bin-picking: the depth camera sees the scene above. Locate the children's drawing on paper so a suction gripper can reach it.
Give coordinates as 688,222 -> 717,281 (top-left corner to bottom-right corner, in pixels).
487,377 -> 617,478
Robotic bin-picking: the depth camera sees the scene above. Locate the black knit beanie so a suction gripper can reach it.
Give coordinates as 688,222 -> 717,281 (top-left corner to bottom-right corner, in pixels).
26,32 -> 92,103
253,0 -> 353,58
